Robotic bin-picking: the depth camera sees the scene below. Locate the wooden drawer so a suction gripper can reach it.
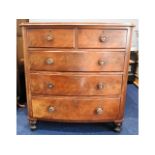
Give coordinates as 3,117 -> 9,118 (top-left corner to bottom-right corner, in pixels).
27,29 -> 75,48
78,29 -> 127,48
29,51 -> 125,72
30,73 -> 122,96
32,96 -> 120,121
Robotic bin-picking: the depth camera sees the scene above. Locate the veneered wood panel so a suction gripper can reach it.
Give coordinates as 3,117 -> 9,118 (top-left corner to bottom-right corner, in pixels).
27,29 -> 75,48
29,51 -> 125,72
32,96 -> 120,121
30,73 -> 122,96
78,29 -> 127,48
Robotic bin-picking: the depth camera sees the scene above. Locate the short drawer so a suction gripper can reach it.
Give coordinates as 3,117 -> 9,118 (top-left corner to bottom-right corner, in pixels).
30,73 -> 122,96
78,29 -> 127,48
29,51 -> 125,72
32,96 -> 120,121
27,29 -> 75,48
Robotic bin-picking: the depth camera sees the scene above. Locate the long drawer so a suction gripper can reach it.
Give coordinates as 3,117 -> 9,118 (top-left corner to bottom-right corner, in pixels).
30,73 -> 122,96
29,51 -> 125,72
32,96 -> 120,121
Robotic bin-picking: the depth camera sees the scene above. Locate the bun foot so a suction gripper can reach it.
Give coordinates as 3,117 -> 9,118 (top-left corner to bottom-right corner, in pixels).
29,120 -> 37,130
113,122 -> 122,132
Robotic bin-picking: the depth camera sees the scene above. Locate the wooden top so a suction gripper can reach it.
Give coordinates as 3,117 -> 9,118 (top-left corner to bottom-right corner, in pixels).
20,22 -> 134,27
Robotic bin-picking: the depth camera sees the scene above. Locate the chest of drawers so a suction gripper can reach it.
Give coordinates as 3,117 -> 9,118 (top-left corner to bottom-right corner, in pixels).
21,22 -> 134,132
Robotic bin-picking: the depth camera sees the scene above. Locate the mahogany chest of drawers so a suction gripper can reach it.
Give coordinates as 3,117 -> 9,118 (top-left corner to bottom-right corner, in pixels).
21,22 -> 134,132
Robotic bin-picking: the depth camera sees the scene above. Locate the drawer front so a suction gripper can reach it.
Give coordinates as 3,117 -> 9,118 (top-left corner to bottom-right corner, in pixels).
30,51 -> 125,72
27,29 -> 75,48
78,29 -> 127,48
32,96 -> 120,121
30,73 -> 122,96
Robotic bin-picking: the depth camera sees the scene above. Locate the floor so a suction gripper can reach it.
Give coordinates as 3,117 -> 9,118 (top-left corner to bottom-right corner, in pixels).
17,84 -> 138,135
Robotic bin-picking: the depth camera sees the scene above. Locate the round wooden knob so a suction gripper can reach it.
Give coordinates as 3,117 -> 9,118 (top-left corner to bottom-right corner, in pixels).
98,59 -> 105,66
96,107 -> 103,115
46,58 -> 54,65
46,35 -> 53,41
99,35 -> 108,42
48,106 -> 55,113
47,83 -> 54,89
97,83 -> 104,90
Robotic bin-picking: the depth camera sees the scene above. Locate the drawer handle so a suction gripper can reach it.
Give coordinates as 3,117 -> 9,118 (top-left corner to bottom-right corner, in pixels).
96,107 -> 103,115
48,83 -> 54,89
97,83 -> 104,90
98,59 -> 105,66
46,58 -> 54,65
48,106 -> 55,113
99,35 -> 108,42
46,34 -> 53,41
